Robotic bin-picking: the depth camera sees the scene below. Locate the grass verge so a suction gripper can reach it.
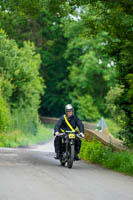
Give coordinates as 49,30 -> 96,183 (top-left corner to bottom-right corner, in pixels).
79,139 -> 133,176
0,123 -> 53,148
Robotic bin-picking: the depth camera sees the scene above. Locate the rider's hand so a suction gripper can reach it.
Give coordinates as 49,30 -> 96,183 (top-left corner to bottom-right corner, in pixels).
55,132 -> 60,136
79,132 -> 84,138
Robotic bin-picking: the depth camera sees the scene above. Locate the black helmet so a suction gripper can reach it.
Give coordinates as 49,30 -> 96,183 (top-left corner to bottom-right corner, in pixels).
65,104 -> 73,112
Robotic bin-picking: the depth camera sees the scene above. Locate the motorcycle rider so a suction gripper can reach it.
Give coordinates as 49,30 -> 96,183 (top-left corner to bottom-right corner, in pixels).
54,104 -> 84,160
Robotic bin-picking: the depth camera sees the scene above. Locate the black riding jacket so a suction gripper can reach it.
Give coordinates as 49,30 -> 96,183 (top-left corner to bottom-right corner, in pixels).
54,114 -> 84,133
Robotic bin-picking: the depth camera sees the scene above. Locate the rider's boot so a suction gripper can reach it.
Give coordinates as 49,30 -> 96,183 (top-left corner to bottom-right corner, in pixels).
54,152 -> 60,159
74,153 -> 81,161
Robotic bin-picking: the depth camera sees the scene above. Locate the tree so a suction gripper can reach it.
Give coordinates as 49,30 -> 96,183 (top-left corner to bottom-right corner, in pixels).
76,95 -> 100,121
0,0 -> 72,117
0,30 -> 43,109
88,0 -> 133,144
105,85 -> 125,123
1,0 -> 133,144
73,0 -> 133,144
62,7 -> 116,118
0,30 -> 44,134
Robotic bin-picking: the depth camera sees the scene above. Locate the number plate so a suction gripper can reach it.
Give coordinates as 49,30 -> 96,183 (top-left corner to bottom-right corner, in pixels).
68,134 -> 75,139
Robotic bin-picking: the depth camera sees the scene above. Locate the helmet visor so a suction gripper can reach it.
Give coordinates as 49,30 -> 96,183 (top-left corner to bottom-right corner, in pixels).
66,109 -> 72,112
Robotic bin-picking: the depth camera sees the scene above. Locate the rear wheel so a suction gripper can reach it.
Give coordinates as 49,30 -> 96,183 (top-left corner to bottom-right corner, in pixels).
67,144 -> 75,169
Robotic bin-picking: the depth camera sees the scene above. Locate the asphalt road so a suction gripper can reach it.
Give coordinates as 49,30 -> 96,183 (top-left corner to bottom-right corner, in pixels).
0,138 -> 133,200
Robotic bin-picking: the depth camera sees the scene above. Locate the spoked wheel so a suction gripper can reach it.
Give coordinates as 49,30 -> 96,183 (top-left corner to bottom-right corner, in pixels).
67,145 -> 75,169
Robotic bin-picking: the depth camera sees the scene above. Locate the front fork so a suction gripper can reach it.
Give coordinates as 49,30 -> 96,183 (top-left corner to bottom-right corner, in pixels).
66,138 -> 74,159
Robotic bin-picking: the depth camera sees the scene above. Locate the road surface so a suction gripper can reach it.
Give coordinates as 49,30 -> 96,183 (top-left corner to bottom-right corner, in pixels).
0,138 -> 133,200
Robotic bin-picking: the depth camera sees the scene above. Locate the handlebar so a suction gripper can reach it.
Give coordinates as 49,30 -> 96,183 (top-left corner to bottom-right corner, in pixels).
57,131 -> 84,138
65,130 -> 84,138
65,131 -> 76,133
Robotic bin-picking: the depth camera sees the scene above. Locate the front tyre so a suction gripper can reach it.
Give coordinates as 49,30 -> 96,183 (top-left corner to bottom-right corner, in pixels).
67,144 -> 75,169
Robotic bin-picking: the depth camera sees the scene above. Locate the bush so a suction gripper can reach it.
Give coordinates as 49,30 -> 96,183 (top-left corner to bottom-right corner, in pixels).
105,85 -> 125,122
103,151 -> 133,174
79,139 -> 112,163
105,118 -> 122,138
10,109 -> 39,136
0,94 -> 11,132
0,124 -> 52,148
119,125 -> 133,147
79,139 -> 133,176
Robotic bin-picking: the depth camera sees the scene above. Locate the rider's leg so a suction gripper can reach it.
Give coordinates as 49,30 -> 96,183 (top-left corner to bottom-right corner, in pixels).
74,137 -> 81,160
54,136 -> 61,159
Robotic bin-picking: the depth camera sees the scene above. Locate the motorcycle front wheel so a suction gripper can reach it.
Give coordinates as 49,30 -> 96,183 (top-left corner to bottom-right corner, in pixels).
67,144 -> 75,169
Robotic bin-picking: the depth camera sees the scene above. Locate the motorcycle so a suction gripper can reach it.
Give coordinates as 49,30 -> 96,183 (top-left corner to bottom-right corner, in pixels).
59,130 -> 83,169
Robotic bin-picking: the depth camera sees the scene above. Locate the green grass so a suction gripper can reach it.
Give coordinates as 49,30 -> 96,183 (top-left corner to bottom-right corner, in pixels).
0,123 -> 53,148
79,139 -> 133,176
24,123 -> 53,146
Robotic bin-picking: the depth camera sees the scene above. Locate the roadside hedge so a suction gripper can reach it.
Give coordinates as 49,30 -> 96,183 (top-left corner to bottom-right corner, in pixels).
79,139 -> 133,176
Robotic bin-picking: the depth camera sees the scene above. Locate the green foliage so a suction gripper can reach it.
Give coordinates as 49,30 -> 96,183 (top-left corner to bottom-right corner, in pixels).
103,151 -> 133,174
79,139 -> 112,163
0,1 -> 71,117
10,109 -> 39,136
76,95 -> 100,121
0,30 -> 44,110
79,139 -> 133,175
0,0 -> 133,146
0,93 -> 11,132
44,124 -> 55,129
0,0 -> 116,119
0,131 -> 22,147
83,0 -> 133,145
105,85 -> 125,123
64,1 -> 133,144
0,30 -> 44,144
0,123 -> 52,147
126,74 -> 133,121
119,126 -> 133,148
63,9 -> 116,116
105,119 -> 122,138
